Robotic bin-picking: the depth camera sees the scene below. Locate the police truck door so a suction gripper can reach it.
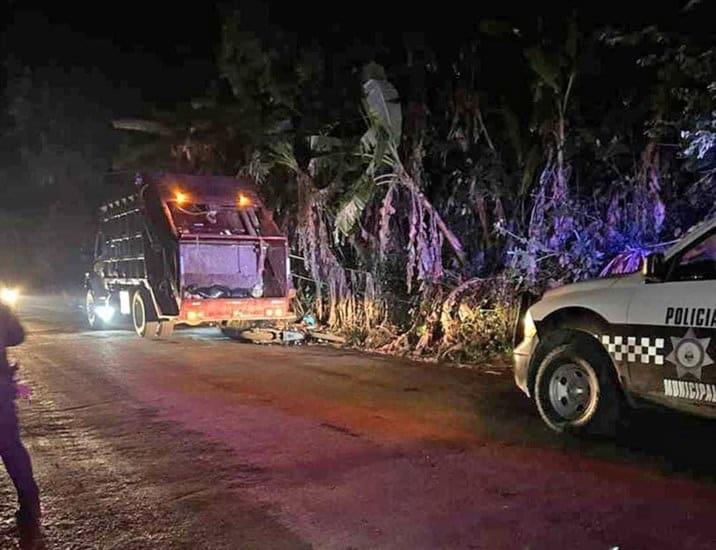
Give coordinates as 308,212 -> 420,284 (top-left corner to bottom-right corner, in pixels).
626,230 -> 716,407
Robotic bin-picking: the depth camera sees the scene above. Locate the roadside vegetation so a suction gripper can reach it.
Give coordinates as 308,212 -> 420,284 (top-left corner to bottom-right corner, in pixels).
2,5 -> 715,363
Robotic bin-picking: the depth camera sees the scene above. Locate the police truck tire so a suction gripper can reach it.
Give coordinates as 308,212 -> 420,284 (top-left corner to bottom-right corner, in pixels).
534,341 -> 620,435
132,290 -> 159,339
85,290 -> 104,330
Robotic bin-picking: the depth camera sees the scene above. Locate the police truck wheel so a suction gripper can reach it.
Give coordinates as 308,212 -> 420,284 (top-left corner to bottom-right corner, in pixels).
132,290 -> 159,339
85,290 -> 103,330
534,341 -> 620,435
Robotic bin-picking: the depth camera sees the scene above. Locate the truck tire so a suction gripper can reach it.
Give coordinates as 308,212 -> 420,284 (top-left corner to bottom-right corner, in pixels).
132,290 -> 159,339
534,339 -> 621,436
85,290 -> 104,330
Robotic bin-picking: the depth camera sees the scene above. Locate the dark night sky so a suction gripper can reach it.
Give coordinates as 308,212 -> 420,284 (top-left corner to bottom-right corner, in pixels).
2,0 -> 710,108
1,1 -> 219,105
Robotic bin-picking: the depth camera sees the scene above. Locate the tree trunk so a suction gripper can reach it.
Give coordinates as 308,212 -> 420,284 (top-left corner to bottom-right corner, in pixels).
399,169 -> 467,265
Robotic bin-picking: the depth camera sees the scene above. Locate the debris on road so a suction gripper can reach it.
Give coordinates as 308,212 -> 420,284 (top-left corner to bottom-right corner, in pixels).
230,324 -> 346,346
305,329 -> 346,345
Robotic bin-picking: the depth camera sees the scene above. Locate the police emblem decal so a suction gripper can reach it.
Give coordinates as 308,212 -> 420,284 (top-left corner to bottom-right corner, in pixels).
665,328 -> 714,380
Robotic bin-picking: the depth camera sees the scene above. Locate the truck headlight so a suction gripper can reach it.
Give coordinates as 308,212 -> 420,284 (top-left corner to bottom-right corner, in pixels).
95,305 -> 116,323
523,311 -> 537,339
251,284 -> 264,299
0,287 -> 20,307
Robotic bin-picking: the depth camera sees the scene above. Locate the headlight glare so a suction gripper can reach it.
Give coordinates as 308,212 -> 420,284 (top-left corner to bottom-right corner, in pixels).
0,288 -> 20,307
95,305 -> 115,323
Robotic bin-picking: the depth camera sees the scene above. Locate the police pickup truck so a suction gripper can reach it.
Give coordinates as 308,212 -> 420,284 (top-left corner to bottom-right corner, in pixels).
514,218 -> 716,434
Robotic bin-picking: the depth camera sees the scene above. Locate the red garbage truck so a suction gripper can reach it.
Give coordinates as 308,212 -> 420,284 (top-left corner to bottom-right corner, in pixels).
85,172 -> 295,339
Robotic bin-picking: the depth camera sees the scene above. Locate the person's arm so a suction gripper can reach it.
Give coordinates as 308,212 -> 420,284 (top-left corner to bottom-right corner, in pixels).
0,305 -> 25,347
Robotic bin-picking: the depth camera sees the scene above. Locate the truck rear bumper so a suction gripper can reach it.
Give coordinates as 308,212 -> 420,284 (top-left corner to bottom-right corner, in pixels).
175,297 -> 294,325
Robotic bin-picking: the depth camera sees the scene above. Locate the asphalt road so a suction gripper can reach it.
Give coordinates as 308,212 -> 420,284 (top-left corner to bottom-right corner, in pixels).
3,295 -> 716,549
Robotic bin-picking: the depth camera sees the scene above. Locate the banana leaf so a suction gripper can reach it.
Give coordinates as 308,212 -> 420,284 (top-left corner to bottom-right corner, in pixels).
363,78 -> 402,143
334,177 -> 376,237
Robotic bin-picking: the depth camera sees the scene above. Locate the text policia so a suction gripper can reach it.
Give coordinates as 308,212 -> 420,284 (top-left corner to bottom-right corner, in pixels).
665,307 -> 716,328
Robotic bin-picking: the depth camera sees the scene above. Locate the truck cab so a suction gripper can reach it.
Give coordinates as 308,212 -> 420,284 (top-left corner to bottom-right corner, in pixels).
514,217 -> 716,433
85,173 -> 294,339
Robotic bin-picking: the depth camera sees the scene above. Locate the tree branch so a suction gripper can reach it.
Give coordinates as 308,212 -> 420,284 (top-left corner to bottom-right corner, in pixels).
112,118 -> 175,137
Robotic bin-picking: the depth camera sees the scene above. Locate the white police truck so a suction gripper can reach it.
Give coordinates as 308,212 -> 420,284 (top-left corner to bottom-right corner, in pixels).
514,218 -> 716,434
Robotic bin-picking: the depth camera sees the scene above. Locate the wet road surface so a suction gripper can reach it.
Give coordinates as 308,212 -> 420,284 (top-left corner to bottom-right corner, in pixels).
3,295 -> 716,548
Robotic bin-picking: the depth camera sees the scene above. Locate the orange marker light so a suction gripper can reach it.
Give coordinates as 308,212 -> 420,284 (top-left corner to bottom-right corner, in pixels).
237,193 -> 252,208
174,191 -> 189,206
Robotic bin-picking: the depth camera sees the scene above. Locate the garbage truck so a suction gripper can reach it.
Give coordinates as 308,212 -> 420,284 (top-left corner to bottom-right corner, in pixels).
84,172 -> 295,339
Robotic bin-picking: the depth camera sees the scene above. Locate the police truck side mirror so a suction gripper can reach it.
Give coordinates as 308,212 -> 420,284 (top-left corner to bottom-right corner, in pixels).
643,252 -> 666,281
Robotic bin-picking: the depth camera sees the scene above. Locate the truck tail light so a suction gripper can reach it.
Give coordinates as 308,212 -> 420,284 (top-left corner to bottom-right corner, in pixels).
187,310 -> 204,321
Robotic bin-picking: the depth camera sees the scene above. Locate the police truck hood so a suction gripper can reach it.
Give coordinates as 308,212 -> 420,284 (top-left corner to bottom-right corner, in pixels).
542,273 -> 641,299
531,273 -> 644,325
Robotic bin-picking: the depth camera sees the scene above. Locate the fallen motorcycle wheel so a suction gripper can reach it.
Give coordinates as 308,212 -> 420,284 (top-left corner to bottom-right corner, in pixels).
220,320 -> 254,340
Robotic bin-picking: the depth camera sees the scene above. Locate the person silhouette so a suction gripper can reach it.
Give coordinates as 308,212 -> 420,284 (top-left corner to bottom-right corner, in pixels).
0,303 -> 42,549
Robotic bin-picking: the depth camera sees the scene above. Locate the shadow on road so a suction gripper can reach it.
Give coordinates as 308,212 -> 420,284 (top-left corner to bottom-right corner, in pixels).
472,377 -> 716,483
613,408 -> 716,479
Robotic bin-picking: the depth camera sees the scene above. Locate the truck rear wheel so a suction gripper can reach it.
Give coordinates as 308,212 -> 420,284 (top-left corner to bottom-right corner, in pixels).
85,290 -> 104,330
132,290 -> 159,339
534,339 -> 621,435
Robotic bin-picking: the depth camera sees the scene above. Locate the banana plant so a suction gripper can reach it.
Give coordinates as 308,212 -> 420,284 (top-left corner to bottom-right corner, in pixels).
333,64 -> 466,294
